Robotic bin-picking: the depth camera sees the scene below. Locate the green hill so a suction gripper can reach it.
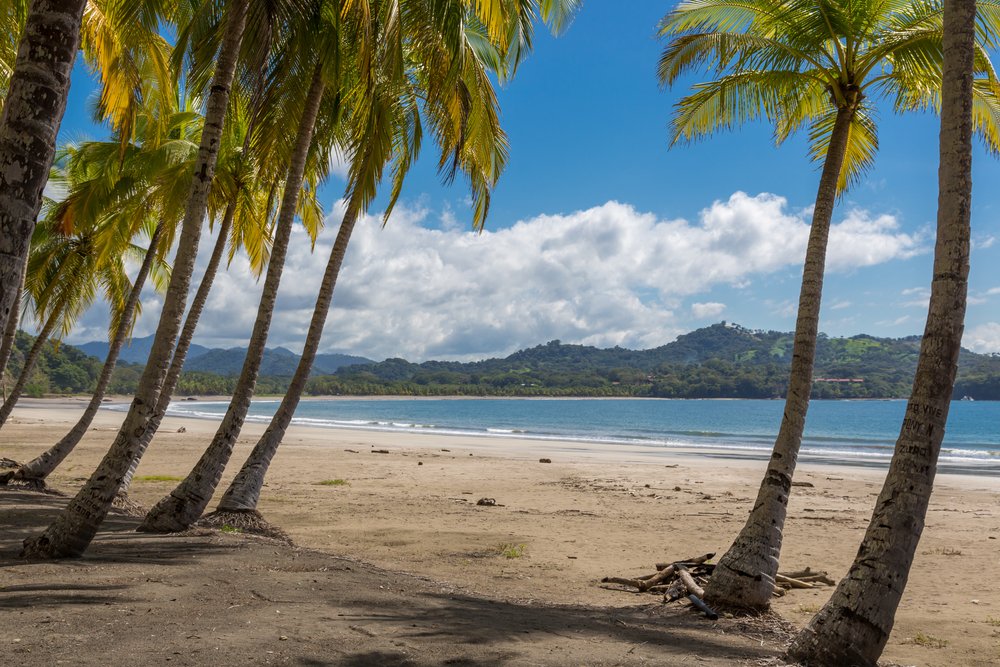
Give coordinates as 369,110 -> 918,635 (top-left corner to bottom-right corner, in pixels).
5,322 -> 1000,399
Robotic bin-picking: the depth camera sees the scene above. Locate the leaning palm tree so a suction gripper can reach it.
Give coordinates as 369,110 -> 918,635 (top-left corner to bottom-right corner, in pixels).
206,0 -> 575,529
0,81 -> 201,484
138,24 -> 335,532
113,79 -> 325,506
658,0 -> 1000,610
20,0 -> 254,559
0,0 -> 173,344
0,176 -> 157,429
787,1 -> 978,663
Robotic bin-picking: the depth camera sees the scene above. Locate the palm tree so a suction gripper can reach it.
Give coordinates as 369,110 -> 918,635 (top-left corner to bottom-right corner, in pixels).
787,1 -> 978,663
0,159 -> 162,430
0,0 -> 88,348
115,87 -> 322,504
138,49 -> 331,532
3,221 -> 165,487
208,0 -> 575,527
0,0 -> 172,342
0,260 -> 27,385
20,0 -> 252,559
658,0 -> 1000,610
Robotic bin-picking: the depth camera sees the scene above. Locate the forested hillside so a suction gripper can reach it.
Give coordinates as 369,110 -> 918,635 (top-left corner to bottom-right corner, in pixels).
8,323 -> 999,400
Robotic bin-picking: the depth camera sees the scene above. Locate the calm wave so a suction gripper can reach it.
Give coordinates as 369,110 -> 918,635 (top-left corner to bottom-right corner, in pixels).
114,398 -> 1000,474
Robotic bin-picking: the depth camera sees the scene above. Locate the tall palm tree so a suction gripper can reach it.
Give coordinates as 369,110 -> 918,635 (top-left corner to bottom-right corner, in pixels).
209,0 -> 576,526
116,86 -> 323,503
138,48 -> 332,532
787,1 -> 978,663
0,0 -> 173,342
20,0 -> 253,559
658,0 -> 1000,610
0,0 -> 88,348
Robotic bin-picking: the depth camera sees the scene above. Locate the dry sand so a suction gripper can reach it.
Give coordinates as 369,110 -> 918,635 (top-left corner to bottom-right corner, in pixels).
2,399 -> 999,666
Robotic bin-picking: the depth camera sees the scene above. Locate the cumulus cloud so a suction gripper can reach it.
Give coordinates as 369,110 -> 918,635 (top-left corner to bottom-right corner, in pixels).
691,302 -> 726,319
964,323 -> 1000,354
62,192 -> 927,361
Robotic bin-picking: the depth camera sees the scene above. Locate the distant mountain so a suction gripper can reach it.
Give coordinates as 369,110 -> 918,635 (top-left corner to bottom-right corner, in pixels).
29,323 -> 1000,399
330,322 -> 1000,399
76,335 -> 373,377
76,334 -> 211,366
182,347 -> 373,376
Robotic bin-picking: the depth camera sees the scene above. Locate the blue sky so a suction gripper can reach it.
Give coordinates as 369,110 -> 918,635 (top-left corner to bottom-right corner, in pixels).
54,4 -> 1000,360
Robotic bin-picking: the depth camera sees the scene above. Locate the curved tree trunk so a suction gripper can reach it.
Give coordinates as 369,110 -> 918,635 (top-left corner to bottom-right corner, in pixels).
20,0 -> 249,559
215,204 -> 359,513
704,103 -> 856,611
0,259 -> 28,382
119,202 -> 236,495
139,63 -> 326,533
0,0 -> 86,341
0,305 -> 59,428
7,222 -> 165,485
786,2 -> 976,664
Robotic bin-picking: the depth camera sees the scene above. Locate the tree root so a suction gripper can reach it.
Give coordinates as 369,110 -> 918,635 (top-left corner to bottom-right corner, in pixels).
197,509 -> 293,544
1,458 -> 21,469
112,491 -> 147,517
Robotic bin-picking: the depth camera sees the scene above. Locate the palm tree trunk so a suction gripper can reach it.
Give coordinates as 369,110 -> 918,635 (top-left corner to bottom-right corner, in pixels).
8,222 -> 165,485
0,0 -> 86,341
215,204 -> 359,513
786,2 -> 976,664
20,0 -> 249,559
704,103 -> 856,611
139,63 -> 327,533
0,258 -> 27,382
0,306 -> 59,428
119,202 -> 236,495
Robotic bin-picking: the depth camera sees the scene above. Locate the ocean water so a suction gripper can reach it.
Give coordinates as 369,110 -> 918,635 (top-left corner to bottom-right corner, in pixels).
144,397 -> 1000,474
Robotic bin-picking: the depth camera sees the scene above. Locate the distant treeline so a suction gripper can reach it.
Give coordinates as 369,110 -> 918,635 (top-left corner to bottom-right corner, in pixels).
5,323 -> 1000,400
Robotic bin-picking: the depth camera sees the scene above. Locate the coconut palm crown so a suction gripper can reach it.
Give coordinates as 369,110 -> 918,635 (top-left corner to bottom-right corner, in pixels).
659,0 -> 1000,192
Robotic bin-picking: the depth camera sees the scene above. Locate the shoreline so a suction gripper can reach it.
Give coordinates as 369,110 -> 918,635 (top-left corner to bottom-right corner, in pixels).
80,396 -> 1000,479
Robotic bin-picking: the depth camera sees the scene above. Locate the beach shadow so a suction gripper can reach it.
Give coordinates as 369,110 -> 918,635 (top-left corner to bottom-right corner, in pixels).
335,591 -> 773,663
0,488 -> 237,566
0,582 -> 132,608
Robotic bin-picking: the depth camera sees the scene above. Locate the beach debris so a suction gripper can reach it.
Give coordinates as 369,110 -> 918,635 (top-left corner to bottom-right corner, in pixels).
602,557 -> 835,617
476,497 -> 497,506
176,427 -> 186,433
417,461 -> 423,466
539,458 -> 552,463
791,481 -> 814,488
441,448 -> 450,452
370,449 -> 390,454
344,449 -> 359,453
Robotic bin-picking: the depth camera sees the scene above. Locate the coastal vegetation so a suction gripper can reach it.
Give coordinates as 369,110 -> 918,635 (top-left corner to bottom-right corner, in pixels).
7,322 -> 1000,399
0,1 -> 992,665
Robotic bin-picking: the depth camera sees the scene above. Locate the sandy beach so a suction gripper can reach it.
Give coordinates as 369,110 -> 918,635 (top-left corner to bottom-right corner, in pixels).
3,399 -> 999,666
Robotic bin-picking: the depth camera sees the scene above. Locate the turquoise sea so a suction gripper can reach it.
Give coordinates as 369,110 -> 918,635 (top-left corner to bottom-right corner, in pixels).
149,398 -> 1000,474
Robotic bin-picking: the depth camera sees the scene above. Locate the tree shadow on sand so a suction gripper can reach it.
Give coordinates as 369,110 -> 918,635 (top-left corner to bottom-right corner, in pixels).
0,488 -> 239,566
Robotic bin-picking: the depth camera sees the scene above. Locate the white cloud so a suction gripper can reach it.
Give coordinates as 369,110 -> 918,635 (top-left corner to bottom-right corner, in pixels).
691,302 -> 726,319
964,323 -> 1000,354
974,235 -> 996,250
61,192 -> 929,361
829,299 -> 852,310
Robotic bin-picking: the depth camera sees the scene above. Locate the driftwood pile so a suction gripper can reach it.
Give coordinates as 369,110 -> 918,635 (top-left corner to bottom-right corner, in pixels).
602,554 -> 836,620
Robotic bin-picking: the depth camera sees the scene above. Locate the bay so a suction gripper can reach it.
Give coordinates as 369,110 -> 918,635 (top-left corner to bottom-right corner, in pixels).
146,397 -> 1000,474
